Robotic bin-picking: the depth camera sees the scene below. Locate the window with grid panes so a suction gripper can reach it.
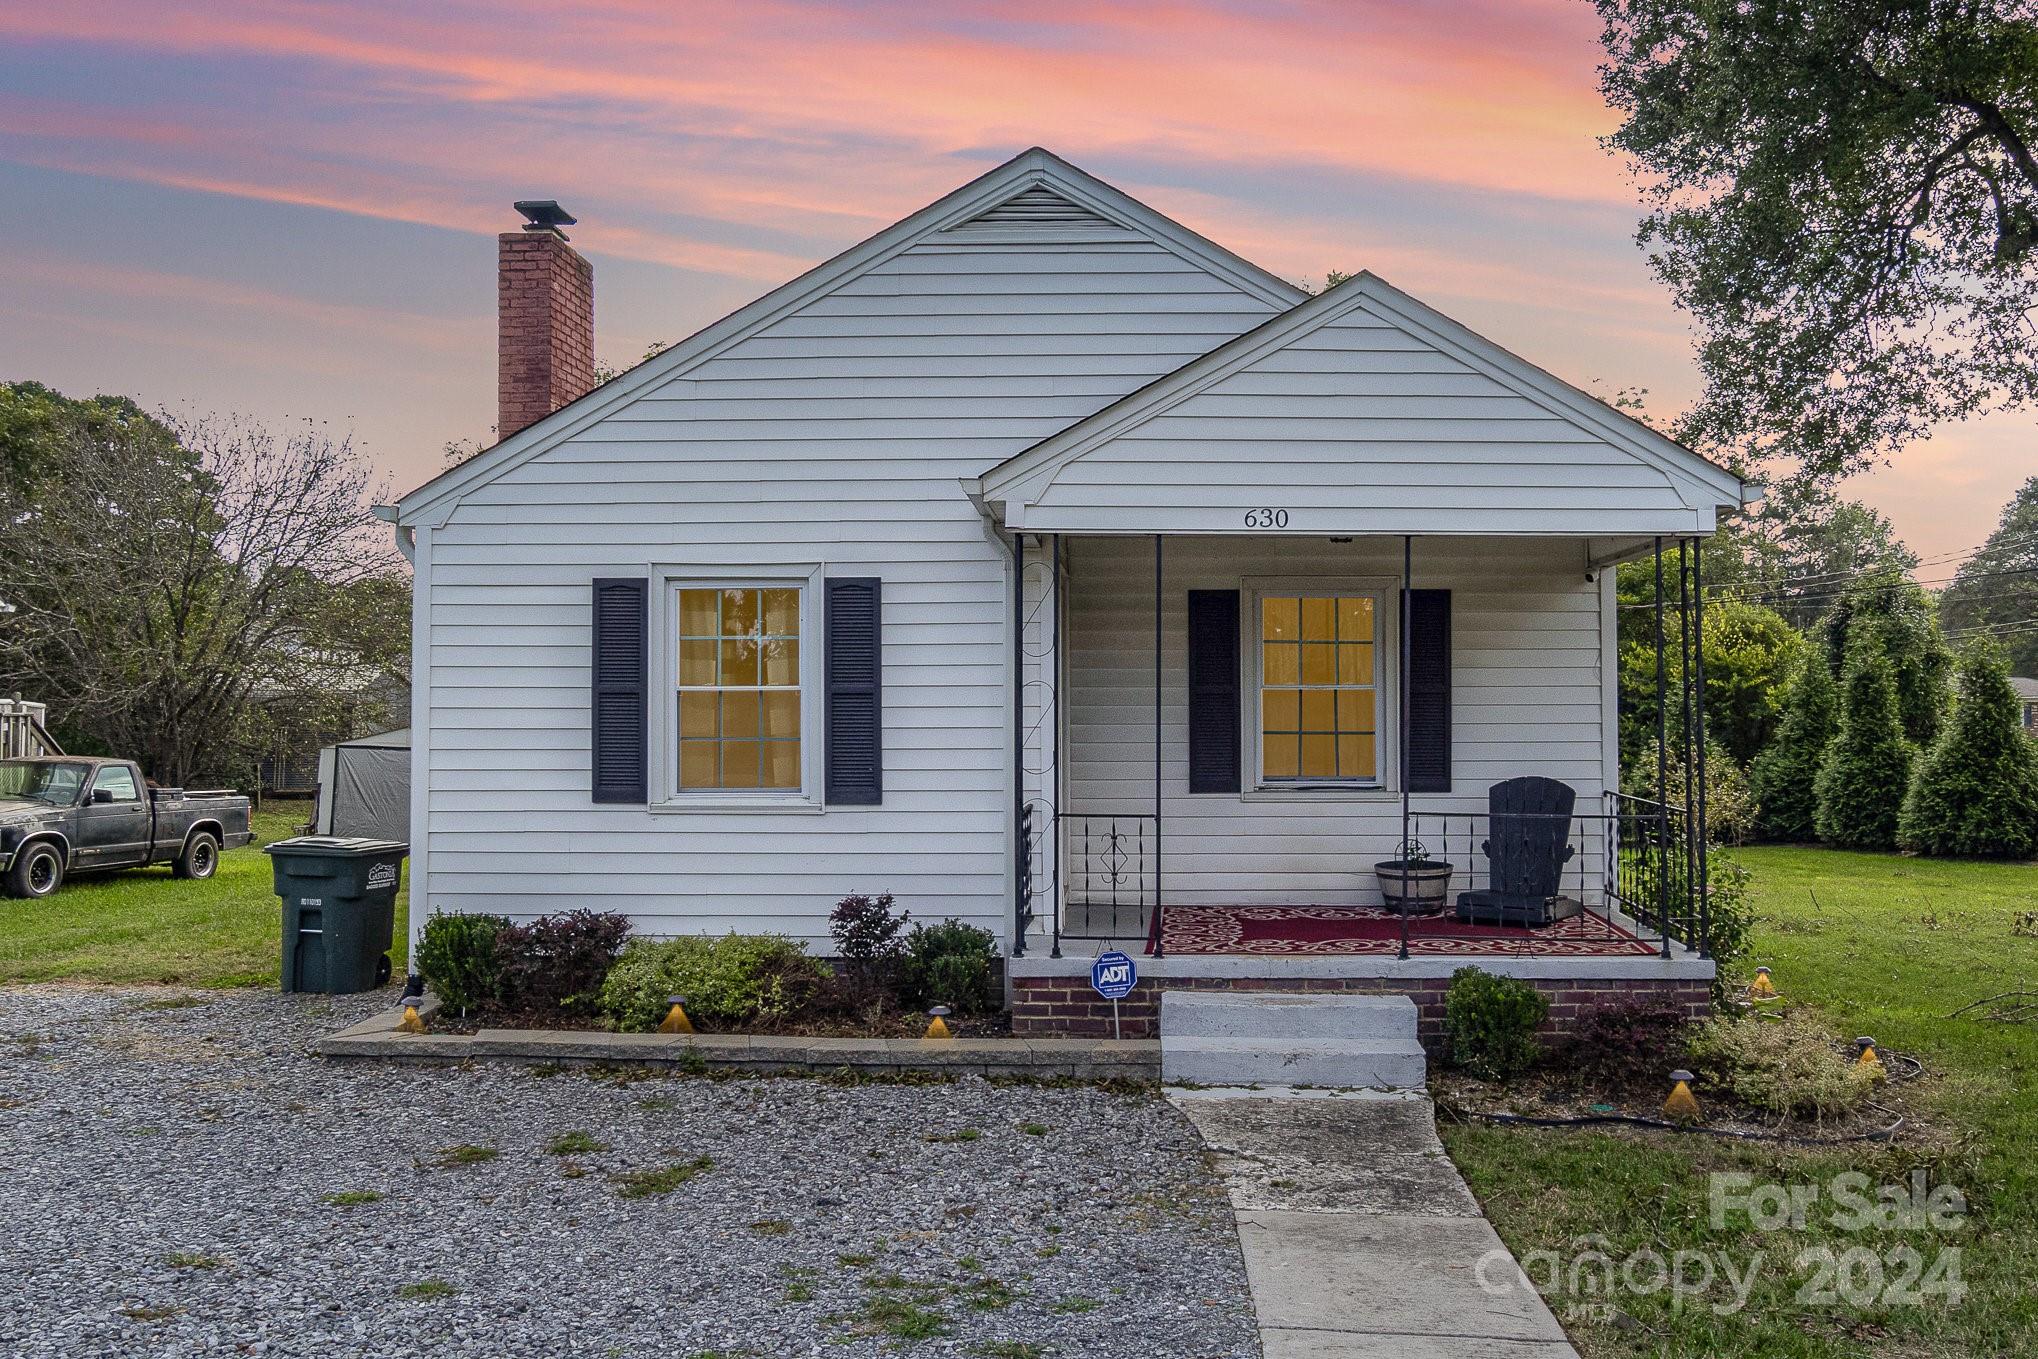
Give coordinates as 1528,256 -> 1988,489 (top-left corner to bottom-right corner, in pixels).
1258,594 -> 1379,783
675,586 -> 801,790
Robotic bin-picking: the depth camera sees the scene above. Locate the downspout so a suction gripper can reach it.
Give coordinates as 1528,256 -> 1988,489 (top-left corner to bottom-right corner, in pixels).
374,503 -> 426,984
963,484 -> 1029,960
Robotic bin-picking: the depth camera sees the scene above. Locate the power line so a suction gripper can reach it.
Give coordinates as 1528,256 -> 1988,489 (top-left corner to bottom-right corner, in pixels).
1617,565 -> 2038,613
1672,529 -> 2038,601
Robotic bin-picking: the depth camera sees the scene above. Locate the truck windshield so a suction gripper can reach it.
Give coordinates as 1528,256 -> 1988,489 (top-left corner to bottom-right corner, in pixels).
0,760 -> 89,806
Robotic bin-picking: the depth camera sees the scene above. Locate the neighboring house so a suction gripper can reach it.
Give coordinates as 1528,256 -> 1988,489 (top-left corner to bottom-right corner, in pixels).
384,149 -> 1746,1036
251,656 -> 410,797
2013,676 -> 2038,731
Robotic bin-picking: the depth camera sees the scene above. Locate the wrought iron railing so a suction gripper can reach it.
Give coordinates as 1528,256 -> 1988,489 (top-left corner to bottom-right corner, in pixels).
1054,810 -> 1157,946
1050,794 -> 1705,959
1604,790 -> 1707,956
1398,793 -> 1703,957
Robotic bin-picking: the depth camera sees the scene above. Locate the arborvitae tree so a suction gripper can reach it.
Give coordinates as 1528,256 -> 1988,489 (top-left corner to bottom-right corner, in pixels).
1750,657 -> 1838,842
1898,641 -> 2038,859
1819,572 -> 1950,748
1814,649 -> 1915,850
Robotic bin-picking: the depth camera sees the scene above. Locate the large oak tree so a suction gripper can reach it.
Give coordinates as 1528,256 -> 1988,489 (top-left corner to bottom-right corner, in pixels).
1595,0 -> 2038,481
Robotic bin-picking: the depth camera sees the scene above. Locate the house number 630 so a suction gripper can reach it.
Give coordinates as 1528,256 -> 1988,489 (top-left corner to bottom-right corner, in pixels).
1243,508 -> 1290,528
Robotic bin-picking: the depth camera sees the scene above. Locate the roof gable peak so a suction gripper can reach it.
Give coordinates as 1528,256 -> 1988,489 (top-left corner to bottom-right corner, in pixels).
393,146 -> 1302,523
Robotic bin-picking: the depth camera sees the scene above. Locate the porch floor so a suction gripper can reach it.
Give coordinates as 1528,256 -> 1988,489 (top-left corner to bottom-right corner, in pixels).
1063,904 -> 1664,958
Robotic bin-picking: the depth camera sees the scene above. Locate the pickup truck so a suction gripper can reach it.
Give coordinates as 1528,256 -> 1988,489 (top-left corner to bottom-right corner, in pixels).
0,757 -> 252,899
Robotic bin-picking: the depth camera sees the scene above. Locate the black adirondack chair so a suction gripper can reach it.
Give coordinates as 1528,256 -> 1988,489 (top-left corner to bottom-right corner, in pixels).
1455,776 -> 1584,927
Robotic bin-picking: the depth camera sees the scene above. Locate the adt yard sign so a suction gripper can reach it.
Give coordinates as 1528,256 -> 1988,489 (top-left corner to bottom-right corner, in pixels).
1091,950 -> 1137,1000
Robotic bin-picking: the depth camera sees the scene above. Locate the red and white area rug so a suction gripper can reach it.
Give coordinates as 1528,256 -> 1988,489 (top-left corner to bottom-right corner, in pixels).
1157,905 -> 1661,957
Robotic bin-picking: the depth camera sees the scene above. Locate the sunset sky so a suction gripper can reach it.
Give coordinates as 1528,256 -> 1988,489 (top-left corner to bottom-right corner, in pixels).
2,0 -> 2027,559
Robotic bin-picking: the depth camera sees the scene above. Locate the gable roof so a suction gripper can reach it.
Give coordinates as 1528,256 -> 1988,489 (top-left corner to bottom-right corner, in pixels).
975,270 -> 1751,529
391,148 -> 1305,525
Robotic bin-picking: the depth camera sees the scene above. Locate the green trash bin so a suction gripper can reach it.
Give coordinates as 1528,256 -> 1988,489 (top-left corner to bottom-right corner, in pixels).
266,836 -> 408,994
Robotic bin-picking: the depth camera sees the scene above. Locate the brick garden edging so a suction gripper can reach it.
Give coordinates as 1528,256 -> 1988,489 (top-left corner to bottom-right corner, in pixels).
316,995 -> 1160,1080
1008,953 -> 1715,1049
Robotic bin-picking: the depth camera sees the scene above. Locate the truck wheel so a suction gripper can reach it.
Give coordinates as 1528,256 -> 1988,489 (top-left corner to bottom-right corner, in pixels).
6,843 -> 64,900
174,831 -> 220,881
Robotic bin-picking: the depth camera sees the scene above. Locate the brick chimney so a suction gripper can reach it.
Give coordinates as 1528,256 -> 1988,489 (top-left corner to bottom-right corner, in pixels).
497,200 -> 594,440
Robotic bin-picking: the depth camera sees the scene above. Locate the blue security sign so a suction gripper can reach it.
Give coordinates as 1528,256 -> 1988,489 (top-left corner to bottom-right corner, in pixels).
1091,950 -> 1138,1000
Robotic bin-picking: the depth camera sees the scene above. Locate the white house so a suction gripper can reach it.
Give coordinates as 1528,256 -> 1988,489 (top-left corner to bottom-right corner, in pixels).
385,149 -> 1743,1039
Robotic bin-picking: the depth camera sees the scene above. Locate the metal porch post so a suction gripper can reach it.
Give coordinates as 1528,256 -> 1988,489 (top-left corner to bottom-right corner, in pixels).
1691,537 -> 1712,956
1653,536 -> 1671,959
1050,533 -> 1064,959
1150,534 -> 1166,958
1399,535 -> 1413,961
1678,537 -> 1697,950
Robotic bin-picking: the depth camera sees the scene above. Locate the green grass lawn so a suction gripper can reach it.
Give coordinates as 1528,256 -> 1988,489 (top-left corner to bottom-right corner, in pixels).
0,800 -> 409,987
1444,846 -> 2038,1358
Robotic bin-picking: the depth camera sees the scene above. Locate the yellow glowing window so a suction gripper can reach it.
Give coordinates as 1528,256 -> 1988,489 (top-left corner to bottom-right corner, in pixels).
1260,594 -> 1377,782
676,587 -> 801,791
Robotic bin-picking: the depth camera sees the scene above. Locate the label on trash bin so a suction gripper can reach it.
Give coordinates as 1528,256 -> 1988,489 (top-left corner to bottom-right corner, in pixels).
300,897 -> 322,907
365,863 -> 398,891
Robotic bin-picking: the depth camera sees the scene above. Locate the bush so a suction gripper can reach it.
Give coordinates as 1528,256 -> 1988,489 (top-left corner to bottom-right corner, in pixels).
903,918 -> 1001,1015
416,912 -> 509,1012
830,892 -> 910,1004
599,933 -> 830,1031
1686,1012 -> 1876,1121
830,892 -> 910,961
495,909 -> 632,1016
1898,640 -> 2038,859
1750,655 -> 1837,841
1702,852 -> 1755,1006
1624,741 -> 1757,845
1813,648 -> 1915,849
1443,967 -> 1548,1082
1559,1000 -> 1694,1094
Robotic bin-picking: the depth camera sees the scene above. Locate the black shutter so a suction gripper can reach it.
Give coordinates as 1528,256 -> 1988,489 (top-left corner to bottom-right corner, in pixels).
1186,590 -> 1242,793
1405,588 -> 1452,793
826,577 -> 883,805
591,577 -> 648,803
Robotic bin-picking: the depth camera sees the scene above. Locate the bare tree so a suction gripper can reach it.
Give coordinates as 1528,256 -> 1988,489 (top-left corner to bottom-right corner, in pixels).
1,406 -> 404,786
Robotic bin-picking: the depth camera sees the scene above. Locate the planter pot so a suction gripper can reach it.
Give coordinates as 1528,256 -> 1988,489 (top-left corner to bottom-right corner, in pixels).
1374,860 -> 1454,916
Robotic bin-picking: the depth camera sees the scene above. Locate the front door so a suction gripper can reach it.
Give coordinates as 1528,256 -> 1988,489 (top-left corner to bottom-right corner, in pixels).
75,765 -> 151,868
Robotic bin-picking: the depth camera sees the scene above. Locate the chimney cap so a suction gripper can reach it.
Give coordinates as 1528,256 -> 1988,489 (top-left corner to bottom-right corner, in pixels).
512,200 -> 577,237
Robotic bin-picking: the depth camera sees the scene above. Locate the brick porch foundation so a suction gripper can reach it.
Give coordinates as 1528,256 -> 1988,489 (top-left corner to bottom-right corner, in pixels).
1009,955 -> 1713,1051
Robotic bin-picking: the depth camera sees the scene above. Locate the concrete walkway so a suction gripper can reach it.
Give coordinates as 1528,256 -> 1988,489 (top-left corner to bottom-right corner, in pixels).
1170,1091 -> 1578,1359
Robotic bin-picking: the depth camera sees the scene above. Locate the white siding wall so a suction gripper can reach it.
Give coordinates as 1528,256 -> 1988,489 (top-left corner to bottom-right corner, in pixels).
1026,306 -> 1698,535
1055,535 -> 1613,914
424,236 -> 1277,948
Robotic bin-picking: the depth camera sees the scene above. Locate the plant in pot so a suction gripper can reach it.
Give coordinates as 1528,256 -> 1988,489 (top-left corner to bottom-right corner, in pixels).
1375,838 -> 1453,916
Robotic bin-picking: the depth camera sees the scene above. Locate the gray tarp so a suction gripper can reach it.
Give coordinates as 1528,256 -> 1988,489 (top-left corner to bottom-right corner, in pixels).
324,742 -> 409,841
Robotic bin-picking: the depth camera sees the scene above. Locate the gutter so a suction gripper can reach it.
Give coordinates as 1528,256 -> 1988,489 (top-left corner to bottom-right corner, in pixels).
961,480 -> 1029,960
372,505 -> 414,563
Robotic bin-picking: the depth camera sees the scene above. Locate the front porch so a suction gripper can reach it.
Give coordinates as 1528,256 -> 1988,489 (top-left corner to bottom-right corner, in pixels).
1011,532 -> 1719,966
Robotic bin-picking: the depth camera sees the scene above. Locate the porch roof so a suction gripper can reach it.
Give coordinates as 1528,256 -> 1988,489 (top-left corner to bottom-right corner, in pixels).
969,272 -> 1754,539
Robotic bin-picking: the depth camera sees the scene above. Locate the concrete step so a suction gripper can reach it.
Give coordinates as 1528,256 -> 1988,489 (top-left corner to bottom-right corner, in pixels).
1161,1035 -> 1429,1090
1158,991 -> 1427,1088
1160,990 -> 1420,1042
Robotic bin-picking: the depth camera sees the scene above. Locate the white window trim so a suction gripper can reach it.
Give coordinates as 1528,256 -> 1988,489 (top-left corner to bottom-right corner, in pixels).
1241,575 -> 1400,801
647,562 -> 825,813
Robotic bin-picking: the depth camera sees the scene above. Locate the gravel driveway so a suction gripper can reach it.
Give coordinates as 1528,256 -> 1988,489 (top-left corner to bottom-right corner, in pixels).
0,986 -> 1258,1358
